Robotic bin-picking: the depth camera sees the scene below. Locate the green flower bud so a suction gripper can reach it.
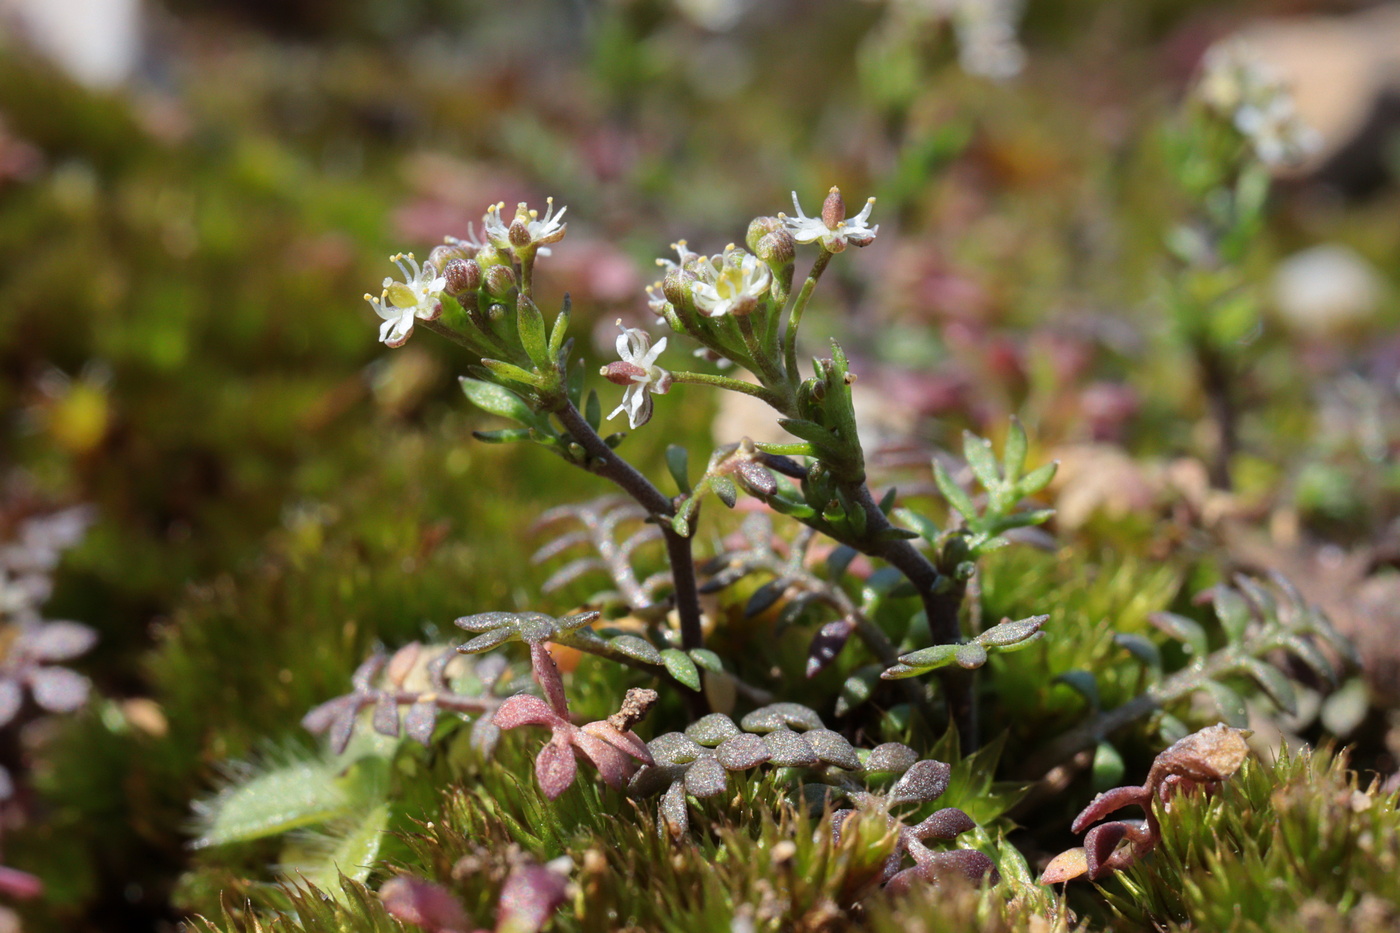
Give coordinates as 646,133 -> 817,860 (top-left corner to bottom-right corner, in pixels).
755,229 -> 795,266
443,258 -> 481,296
484,264 -> 517,299
745,216 -> 783,253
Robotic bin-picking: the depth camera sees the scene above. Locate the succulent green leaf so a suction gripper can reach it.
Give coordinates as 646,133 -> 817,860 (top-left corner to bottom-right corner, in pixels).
460,378 -> 542,427
892,508 -> 939,543
584,389 -> 601,430
609,634 -> 663,665
1150,611 -> 1209,658
1016,461 -> 1058,497
1201,680 -> 1249,728
753,441 -> 816,457
688,648 -> 724,673
711,476 -> 738,509
1212,587 -> 1253,643
893,643 -> 960,672
1238,657 -> 1297,715
934,460 -> 977,521
962,430 -> 1001,491
516,296 -> 550,368
660,648 -> 701,690
1054,670 -> 1100,710
974,615 -> 1047,647
665,445 -> 691,494
1114,632 -> 1162,672
1003,418 -> 1028,483
1092,741 -> 1126,792
954,643 -> 988,669
471,428 -> 534,444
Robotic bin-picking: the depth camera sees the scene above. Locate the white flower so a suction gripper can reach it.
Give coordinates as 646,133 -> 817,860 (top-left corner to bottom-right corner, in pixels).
691,245 -> 771,317
364,253 -> 447,348
780,187 -> 878,252
654,239 -> 702,276
599,322 -> 673,429
482,197 -> 568,252
1197,39 -> 1320,168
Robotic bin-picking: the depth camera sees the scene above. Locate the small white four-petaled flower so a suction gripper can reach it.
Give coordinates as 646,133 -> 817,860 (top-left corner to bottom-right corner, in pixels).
780,187 -> 878,253
691,245 -> 772,318
599,322 -> 673,429
364,253 -> 447,348
483,197 -> 568,252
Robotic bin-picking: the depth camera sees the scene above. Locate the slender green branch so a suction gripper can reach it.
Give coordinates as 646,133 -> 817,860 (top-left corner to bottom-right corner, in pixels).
550,631 -> 773,705
782,249 -> 832,387
668,370 -> 790,410
737,314 -> 786,388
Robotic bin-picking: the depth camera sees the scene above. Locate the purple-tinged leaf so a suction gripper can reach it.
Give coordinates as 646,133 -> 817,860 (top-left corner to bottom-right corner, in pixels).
351,651 -> 387,691
535,741 -> 577,800
715,733 -> 770,770
683,756 -> 728,798
494,694 -> 561,731
385,642 -> 422,686
379,875 -> 470,933
372,693 -> 400,737
805,729 -> 860,770
496,862 -> 569,933
405,701 -> 438,746
1071,785 -> 1148,833
649,732 -> 705,765
572,731 -> 641,789
919,848 -> 998,885
762,730 -> 818,767
740,702 -> 822,733
528,643 -> 569,716
864,743 -> 917,775
910,807 -> 975,841
302,694 -> 357,736
685,713 -> 741,746
1083,822 -> 1131,879
470,716 -> 501,757
28,666 -> 90,713
328,699 -> 362,755
458,628 -> 515,655
890,760 -> 951,805
580,721 -> 653,766
19,621 -> 98,662
806,619 -> 855,678
659,780 -> 689,836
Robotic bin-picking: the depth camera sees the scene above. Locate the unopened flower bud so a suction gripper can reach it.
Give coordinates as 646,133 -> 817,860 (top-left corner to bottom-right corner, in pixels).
662,268 -> 697,309
484,264 -> 517,298
508,218 -> 532,248
821,186 -> 846,229
442,258 -> 480,296
755,229 -> 795,266
746,216 -> 784,253
428,242 -> 473,271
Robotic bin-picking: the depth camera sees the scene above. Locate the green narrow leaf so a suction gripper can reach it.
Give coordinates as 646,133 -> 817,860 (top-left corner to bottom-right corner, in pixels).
1092,741 -> 1126,792
547,296 -> 571,360
1003,418 -> 1028,483
711,476 -> 738,508
892,508 -> 939,543
1212,587 -> 1252,643
460,378 -> 539,426
688,648 -> 723,672
1015,461 -> 1058,497
1114,632 -> 1162,673
1150,611 -> 1209,659
1237,658 -> 1296,715
836,667 -> 880,716
609,634 -> 662,664
584,389 -> 601,430
479,359 -> 543,389
954,643 -> 988,669
516,296 -> 550,368
893,643 -> 960,672
754,441 -> 816,457
666,445 -> 691,494
1201,680 -> 1248,728
279,802 -> 392,889
962,430 -> 1001,490
660,648 -> 700,690
776,418 -> 839,446
471,428 -> 534,444
933,460 -> 977,521
878,487 -> 898,514
1054,670 -> 1100,710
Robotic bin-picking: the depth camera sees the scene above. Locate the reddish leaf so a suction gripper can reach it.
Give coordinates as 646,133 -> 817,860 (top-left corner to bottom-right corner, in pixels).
535,740 -> 578,799
496,862 -> 569,933
494,694 -> 563,731
1039,847 -> 1089,884
379,875 -> 471,933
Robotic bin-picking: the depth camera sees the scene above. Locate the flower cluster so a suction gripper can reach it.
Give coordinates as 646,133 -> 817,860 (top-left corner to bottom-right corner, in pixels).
1196,39 -> 1320,168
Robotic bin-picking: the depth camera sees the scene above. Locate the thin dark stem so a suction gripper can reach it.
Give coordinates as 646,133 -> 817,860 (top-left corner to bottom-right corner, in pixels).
846,483 -> 977,749
552,401 -> 705,654
1197,341 -> 1237,491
